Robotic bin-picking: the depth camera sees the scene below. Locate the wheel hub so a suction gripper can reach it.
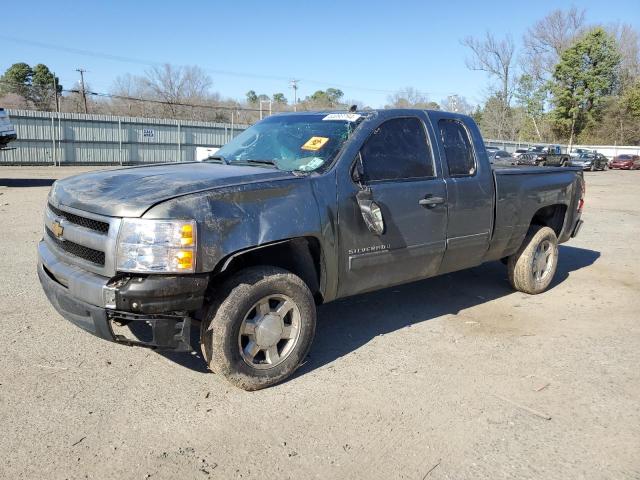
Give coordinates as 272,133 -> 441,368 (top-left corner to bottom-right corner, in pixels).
533,240 -> 553,281
238,294 -> 301,370
254,314 -> 283,347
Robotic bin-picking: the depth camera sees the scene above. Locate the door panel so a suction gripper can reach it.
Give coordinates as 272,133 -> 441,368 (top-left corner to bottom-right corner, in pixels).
433,117 -> 494,274
336,114 -> 448,298
338,179 -> 448,297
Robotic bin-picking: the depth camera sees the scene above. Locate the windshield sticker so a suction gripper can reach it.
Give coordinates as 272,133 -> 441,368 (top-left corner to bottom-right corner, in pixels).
301,136 -> 330,151
298,157 -> 325,171
322,113 -> 362,122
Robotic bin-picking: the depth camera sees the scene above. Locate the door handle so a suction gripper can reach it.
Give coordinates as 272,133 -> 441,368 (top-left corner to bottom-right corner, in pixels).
419,195 -> 446,208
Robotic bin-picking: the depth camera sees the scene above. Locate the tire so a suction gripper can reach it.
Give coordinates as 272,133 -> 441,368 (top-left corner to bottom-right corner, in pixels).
507,226 -> 559,295
538,161 -> 546,167
590,163 -> 596,172
200,266 -> 316,391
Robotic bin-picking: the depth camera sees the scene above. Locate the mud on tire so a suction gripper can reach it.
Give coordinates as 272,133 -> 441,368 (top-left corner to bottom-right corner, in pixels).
507,226 -> 559,295
200,266 -> 316,391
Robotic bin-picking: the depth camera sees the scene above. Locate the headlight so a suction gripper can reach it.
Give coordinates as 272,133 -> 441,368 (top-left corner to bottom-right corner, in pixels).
116,219 -> 196,273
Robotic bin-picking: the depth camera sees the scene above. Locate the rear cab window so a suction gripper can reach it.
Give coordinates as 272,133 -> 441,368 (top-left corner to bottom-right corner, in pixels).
438,119 -> 477,176
360,117 -> 435,182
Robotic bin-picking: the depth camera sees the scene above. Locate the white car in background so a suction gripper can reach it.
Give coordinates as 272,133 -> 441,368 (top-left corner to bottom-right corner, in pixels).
0,108 -> 17,149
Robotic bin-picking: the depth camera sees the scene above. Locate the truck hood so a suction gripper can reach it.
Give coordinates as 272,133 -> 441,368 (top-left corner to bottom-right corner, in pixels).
50,162 -> 294,217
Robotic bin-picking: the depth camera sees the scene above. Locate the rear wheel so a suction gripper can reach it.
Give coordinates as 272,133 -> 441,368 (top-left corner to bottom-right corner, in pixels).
507,226 -> 559,295
200,266 -> 316,390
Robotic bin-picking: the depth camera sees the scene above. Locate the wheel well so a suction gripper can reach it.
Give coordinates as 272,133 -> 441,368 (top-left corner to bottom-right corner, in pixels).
530,204 -> 567,237
214,237 -> 325,303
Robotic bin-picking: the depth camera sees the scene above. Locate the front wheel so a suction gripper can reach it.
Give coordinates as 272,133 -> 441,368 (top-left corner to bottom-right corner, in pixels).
507,226 -> 559,294
200,266 -> 316,390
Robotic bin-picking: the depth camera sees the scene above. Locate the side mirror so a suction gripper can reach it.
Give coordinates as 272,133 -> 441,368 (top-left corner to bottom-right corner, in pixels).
351,152 -> 365,186
356,188 -> 385,235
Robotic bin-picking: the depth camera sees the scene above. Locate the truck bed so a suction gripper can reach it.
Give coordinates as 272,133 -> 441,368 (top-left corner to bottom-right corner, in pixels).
484,166 -> 583,262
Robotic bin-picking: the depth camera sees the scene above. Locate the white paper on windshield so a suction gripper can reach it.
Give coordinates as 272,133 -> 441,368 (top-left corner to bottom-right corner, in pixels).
322,113 -> 362,122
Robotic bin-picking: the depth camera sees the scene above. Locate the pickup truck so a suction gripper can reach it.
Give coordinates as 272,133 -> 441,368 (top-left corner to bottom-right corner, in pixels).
0,108 -> 17,149
529,145 -> 572,167
38,109 -> 585,390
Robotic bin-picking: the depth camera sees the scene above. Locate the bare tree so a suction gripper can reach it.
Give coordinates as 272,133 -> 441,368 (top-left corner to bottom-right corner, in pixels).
140,64 -> 212,117
462,32 -> 515,107
440,94 -> 473,115
385,87 -> 439,109
522,7 -> 586,80
609,23 -> 640,89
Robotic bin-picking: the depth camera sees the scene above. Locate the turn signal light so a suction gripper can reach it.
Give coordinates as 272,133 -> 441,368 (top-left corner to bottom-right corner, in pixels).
176,250 -> 194,270
180,224 -> 194,246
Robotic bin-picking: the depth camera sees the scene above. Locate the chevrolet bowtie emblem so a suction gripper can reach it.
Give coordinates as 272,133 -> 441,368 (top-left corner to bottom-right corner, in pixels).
51,220 -> 64,238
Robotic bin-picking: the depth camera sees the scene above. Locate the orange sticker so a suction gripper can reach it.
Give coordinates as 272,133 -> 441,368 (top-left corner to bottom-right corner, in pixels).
301,136 -> 329,151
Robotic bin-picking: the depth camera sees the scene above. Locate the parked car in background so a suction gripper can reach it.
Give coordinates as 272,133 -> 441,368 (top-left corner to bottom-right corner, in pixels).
0,108 -> 17,149
513,149 -> 528,158
485,146 -> 499,154
529,145 -> 571,167
488,149 -> 515,166
610,154 -> 640,170
515,153 -> 538,166
570,148 -> 593,158
571,153 -> 609,171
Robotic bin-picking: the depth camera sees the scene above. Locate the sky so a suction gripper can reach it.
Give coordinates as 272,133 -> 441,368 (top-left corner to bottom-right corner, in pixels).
1,0 -> 639,108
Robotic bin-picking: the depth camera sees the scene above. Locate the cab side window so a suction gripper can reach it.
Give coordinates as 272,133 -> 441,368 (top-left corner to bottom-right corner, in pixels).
438,119 -> 476,176
360,117 -> 434,182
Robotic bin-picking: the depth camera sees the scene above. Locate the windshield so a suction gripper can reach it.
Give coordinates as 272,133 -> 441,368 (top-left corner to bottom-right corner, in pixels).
213,113 -> 362,172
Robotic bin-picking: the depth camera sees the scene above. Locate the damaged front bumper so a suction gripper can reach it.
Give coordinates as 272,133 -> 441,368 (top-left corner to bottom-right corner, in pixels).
37,240 -> 208,351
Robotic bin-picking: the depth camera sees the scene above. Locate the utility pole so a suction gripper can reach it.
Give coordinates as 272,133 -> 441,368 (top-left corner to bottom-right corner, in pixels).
76,68 -> 88,114
52,73 -> 60,113
289,79 -> 299,111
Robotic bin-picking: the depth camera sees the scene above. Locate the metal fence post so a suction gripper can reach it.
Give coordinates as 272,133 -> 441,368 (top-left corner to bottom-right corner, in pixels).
118,119 -> 123,166
177,121 -> 181,162
57,113 -> 62,166
51,117 -> 56,166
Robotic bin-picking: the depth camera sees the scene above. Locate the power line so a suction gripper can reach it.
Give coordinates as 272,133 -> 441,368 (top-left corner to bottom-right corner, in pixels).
0,34 -> 458,98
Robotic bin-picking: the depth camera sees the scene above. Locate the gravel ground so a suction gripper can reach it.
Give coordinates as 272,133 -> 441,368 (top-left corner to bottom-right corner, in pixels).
0,166 -> 639,480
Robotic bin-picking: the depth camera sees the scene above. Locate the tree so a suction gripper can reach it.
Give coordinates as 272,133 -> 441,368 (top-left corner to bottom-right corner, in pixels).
272,93 -> 287,104
385,87 -> 439,109
550,28 -> 622,147
462,32 -> 515,139
610,23 -> 640,90
440,95 -> 473,114
31,64 -> 61,109
478,94 -> 513,139
141,64 -> 212,116
582,80 -> 640,144
462,32 -> 515,107
514,74 -> 546,140
0,62 -> 62,110
303,88 -> 345,108
246,90 -> 258,104
522,7 -> 586,80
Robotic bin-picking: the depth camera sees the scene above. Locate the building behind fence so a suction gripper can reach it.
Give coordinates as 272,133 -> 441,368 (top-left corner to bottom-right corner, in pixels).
1,109 -> 638,165
0,109 -> 248,165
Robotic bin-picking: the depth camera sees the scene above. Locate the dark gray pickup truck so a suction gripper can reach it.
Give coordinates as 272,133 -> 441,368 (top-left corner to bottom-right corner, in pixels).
38,109 -> 585,390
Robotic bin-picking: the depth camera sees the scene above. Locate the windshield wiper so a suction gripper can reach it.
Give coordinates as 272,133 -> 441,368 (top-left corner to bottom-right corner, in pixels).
239,159 -> 278,168
205,154 -> 229,164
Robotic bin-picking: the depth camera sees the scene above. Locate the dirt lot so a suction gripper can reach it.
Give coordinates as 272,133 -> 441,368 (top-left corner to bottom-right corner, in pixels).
0,166 -> 638,479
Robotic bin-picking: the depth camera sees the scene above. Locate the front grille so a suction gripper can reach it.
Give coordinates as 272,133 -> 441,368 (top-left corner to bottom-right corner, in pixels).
48,203 -> 109,234
46,227 -> 106,266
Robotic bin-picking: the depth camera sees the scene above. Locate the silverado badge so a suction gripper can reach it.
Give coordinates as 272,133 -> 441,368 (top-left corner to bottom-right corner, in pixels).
51,220 -> 64,238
